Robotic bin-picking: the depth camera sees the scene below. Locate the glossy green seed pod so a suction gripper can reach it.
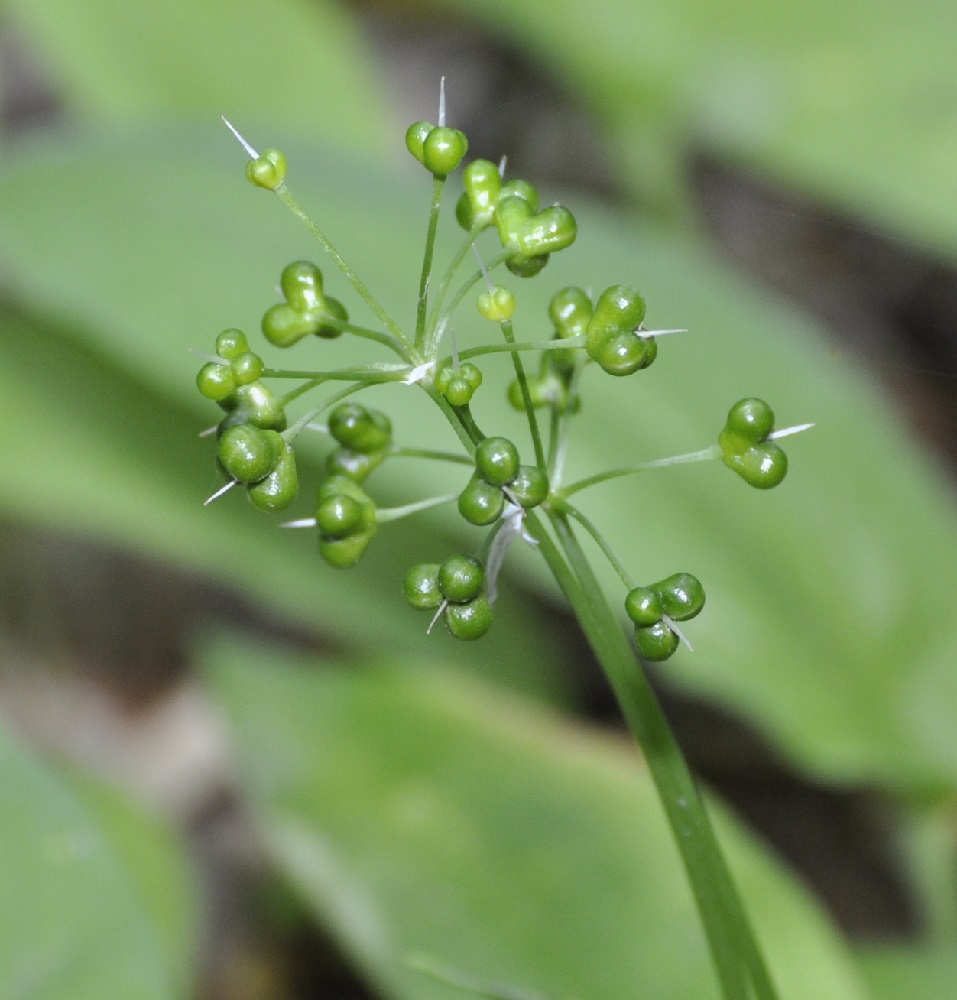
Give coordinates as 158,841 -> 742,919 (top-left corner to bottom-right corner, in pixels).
549,287 -> 593,339
245,149 -> 287,191
477,286 -> 516,322
635,621 -> 679,662
589,331 -> 657,377
422,126 -> 468,177
505,253 -> 549,278
624,587 -> 663,627
325,447 -> 386,483
229,351 -> 264,386
197,362 -> 236,402
328,403 -> 392,454
217,425 -> 282,483
458,475 -> 505,526
455,159 -> 501,231
404,563 -> 443,611
498,178 -> 539,210
315,493 -> 364,538
722,441 -> 788,489
475,436 -> 520,487
508,465 -> 549,508
248,444 -> 298,512
444,596 -> 493,641
438,554 -> 485,603
654,573 -> 705,621
262,261 -> 348,347
723,397 -> 776,443
436,362 -> 483,406
718,398 -> 788,489
404,121 -> 433,163
215,328 -> 250,361
219,383 -> 286,432
588,285 -> 647,334
316,475 -> 376,568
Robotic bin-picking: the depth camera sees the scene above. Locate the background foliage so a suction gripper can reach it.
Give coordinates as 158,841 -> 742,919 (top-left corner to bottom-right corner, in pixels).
1,1 -> 955,998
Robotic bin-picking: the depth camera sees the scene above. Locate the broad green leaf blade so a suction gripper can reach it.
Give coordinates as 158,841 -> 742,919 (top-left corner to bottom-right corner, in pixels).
0,308 -> 572,701
1,127 -> 956,791
0,723 -> 195,1000
432,0 -> 957,256
856,943 -> 957,1000
207,645 -> 872,1000
4,0 -> 386,152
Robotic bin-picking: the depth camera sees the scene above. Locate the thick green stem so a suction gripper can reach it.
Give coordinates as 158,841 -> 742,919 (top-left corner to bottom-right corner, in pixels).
416,176 -> 446,350
526,508 -> 778,1000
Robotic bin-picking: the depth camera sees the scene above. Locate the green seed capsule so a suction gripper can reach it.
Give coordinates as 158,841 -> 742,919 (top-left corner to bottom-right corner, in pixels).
404,121 -> 433,164
422,126 -> 468,177
722,441 -> 788,489
229,351 -> 264,386
590,331 -> 657,377
262,261 -> 348,347
456,159 -> 502,231
215,328 -> 250,361
444,596 -> 493,641
328,403 -> 392,454
404,563 -> 443,611
589,285 -> 647,333
325,447 -> 386,483
245,149 -> 287,191
315,494 -> 364,538
508,465 -> 549,508
719,398 -> 788,489
549,287 -> 593,339
458,475 -> 505,526
477,286 -> 516,322
724,397 -> 776,442
475,436 -> 520,487
217,425 -> 282,483
625,587 -> 663,627
197,362 -> 236,402
505,253 -> 549,278
247,444 -> 298,512
315,475 -> 376,568
438,554 -> 485,603
219,383 -> 286,432
654,573 -> 705,621
635,621 -> 680,661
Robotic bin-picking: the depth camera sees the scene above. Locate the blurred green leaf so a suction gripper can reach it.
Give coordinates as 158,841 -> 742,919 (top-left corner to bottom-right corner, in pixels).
0,723 -> 194,1000
432,0 -> 957,254
1,126 -> 956,791
4,0 -> 387,152
856,942 -> 957,1000
206,644 -> 872,1000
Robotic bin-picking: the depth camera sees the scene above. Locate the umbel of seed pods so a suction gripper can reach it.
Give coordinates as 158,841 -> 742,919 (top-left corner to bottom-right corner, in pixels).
200,115 -> 799,651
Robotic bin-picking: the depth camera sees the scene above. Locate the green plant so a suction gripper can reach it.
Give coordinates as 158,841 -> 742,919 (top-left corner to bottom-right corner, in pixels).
197,92 -> 813,1000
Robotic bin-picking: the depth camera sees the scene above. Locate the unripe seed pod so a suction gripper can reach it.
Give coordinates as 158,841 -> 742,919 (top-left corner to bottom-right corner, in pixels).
215,328 -> 250,361
624,587 -> 663,627
508,465 -> 549,508
444,596 -> 493,641
218,425 -> 282,483
197,362 -> 236,402
405,563 -> 443,611
458,475 -> 505,526
438,554 -> 485,603
475,436 -> 520,487
246,149 -> 287,191
635,621 -> 679,661
248,444 -> 298,512
655,573 -> 706,621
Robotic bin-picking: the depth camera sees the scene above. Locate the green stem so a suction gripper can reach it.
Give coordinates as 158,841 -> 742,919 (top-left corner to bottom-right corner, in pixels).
274,185 -> 413,353
559,445 -> 721,499
416,176 -> 446,350
528,507 -> 777,1000
550,497 -> 635,590
498,318 -> 546,472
